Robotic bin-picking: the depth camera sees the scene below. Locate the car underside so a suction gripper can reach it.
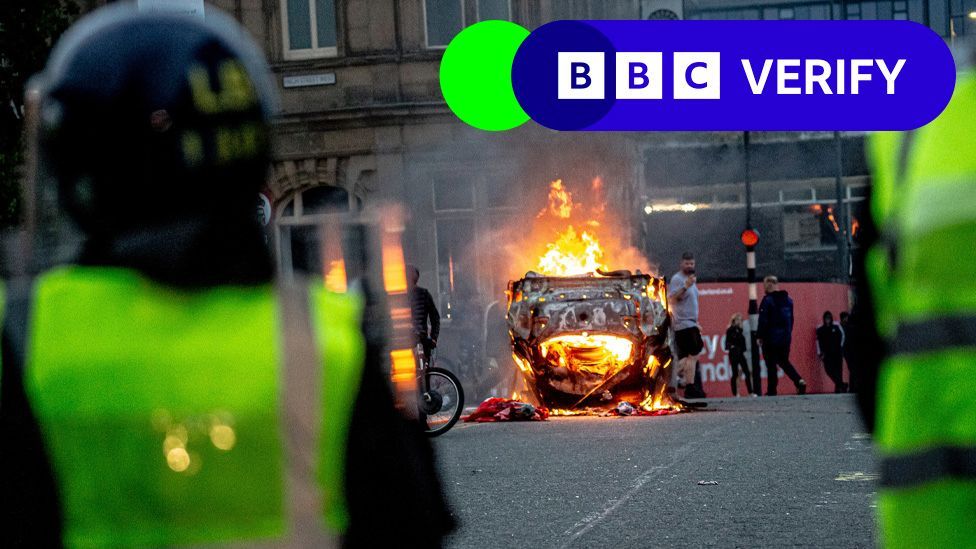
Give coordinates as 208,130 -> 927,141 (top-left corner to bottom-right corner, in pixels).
507,270 -> 678,412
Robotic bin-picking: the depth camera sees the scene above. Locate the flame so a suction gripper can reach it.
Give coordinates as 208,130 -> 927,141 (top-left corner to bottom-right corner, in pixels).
513,354 -> 533,375
549,408 -> 594,416
536,226 -> 607,276
527,179 -> 648,277
825,206 -> 841,232
448,254 -> 456,292
324,259 -> 347,293
851,216 -> 860,237
539,334 -> 633,376
638,357 -> 684,413
539,179 -> 573,219
534,181 -> 603,276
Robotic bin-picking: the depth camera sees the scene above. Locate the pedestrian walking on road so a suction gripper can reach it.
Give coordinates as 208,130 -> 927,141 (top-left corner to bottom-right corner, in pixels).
757,276 -> 807,396
816,311 -> 848,393
669,252 -> 706,399
725,313 -> 754,396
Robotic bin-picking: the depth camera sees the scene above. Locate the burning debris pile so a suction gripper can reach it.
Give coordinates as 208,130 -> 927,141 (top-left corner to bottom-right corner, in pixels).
505,180 -> 684,415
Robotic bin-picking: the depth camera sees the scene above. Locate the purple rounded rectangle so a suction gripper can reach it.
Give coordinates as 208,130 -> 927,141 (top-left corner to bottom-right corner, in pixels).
511,20 -> 956,131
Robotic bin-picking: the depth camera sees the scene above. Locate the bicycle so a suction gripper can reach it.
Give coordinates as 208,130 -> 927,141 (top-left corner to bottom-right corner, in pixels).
416,342 -> 465,437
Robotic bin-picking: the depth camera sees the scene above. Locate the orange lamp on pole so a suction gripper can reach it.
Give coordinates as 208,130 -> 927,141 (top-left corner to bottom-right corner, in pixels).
740,228 -> 760,247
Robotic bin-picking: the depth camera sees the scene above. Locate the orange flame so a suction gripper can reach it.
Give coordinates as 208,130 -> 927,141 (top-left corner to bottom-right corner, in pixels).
825,206 -> 841,232
537,226 -> 607,276
533,180 -> 610,276
538,179 -> 574,219
324,259 -> 347,293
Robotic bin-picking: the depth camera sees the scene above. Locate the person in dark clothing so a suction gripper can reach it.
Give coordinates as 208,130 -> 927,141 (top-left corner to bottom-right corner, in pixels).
839,311 -> 858,391
816,311 -> 848,393
407,265 -> 440,363
757,275 -> 807,396
724,313 -> 754,396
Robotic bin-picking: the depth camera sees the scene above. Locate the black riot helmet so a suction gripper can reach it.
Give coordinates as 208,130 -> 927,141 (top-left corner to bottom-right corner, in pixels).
33,5 -> 278,286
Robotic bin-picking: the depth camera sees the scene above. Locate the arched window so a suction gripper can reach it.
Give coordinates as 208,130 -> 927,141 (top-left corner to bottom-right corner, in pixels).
276,185 -> 355,275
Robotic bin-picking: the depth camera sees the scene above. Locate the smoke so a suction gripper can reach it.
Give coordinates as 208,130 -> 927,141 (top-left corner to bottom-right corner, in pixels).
400,127 -> 657,311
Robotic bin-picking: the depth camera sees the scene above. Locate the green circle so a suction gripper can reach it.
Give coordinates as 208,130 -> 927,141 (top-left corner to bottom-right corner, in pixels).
440,20 -> 530,131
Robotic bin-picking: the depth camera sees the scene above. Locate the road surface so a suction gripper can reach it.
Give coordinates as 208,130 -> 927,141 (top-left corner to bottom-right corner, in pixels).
436,394 -> 876,548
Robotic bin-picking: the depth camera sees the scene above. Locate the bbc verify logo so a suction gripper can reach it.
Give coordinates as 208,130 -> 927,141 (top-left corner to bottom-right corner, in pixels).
557,52 -> 907,100
439,20 -> 956,131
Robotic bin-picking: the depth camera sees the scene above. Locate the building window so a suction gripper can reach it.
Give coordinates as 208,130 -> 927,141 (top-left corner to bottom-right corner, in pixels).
433,176 -> 475,211
435,218 -> 476,319
485,178 -> 520,208
282,0 -> 338,60
778,7 -> 795,19
477,0 -> 511,21
277,185 -> 352,275
646,8 -> 681,19
783,204 -> 841,252
424,0 -> 510,48
846,2 -> 862,19
892,0 -> 908,19
948,0 -> 972,36
425,0 -> 463,48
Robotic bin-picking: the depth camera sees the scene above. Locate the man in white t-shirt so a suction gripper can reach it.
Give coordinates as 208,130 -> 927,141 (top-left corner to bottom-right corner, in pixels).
669,252 -> 705,398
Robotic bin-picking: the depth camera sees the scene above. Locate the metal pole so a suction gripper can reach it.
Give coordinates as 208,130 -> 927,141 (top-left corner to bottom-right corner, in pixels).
834,131 -> 848,280
747,245 -> 761,396
743,131 -> 761,396
744,131 -> 752,228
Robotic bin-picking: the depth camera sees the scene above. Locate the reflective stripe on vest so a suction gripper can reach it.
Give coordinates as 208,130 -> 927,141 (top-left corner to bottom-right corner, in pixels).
881,446 -> 976,488
888,315 -> 976,356
24,266 -> 363,548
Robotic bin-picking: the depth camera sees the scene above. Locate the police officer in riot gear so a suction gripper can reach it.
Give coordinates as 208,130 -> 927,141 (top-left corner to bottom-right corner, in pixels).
0,6 -> 453,547
858,39 -> 976,548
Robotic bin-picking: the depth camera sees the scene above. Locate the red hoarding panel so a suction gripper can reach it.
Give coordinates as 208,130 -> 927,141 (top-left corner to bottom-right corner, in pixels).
692,282 -> 851,397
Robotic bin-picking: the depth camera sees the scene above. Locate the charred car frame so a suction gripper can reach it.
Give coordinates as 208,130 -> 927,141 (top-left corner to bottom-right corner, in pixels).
507,271 -> 674,411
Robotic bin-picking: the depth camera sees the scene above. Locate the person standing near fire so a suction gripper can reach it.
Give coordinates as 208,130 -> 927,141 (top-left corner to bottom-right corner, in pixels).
669,252 -> 705,398
757,275 -> 807,396
725,313 -> 754,396
816,311 -> 847,393
407,265 -> 440,365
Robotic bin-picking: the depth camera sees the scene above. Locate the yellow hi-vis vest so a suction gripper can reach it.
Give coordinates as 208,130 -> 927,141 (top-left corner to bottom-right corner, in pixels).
8,266 -> 364,548
867,70 -> 976,548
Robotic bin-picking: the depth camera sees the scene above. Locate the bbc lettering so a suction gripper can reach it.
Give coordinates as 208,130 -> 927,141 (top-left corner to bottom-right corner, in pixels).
558,52 -> 721,100
557,52 -> 906,100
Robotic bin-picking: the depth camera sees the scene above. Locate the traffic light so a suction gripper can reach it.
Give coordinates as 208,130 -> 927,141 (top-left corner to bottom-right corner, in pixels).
740,228 -> 760,247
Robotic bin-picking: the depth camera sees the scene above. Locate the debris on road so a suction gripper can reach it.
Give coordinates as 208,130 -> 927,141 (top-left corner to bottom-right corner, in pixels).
697,480 -> 719,485
551,401 -> 684,417
616,401 -> 636,415
464,398 -> 549,422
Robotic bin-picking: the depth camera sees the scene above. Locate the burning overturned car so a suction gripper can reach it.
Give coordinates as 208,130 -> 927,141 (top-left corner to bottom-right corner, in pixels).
507,270 -> 680,413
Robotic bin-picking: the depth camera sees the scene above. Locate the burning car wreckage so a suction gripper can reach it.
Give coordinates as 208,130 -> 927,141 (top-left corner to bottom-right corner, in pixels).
471,178 -> 686,419
506,270 -> 684,415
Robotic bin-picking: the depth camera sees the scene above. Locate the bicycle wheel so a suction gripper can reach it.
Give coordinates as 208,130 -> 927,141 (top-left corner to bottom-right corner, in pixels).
422,367 -> 464,437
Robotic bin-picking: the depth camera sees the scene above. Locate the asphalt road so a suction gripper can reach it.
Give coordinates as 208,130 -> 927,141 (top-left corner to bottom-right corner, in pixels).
435,394 -> 877,548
